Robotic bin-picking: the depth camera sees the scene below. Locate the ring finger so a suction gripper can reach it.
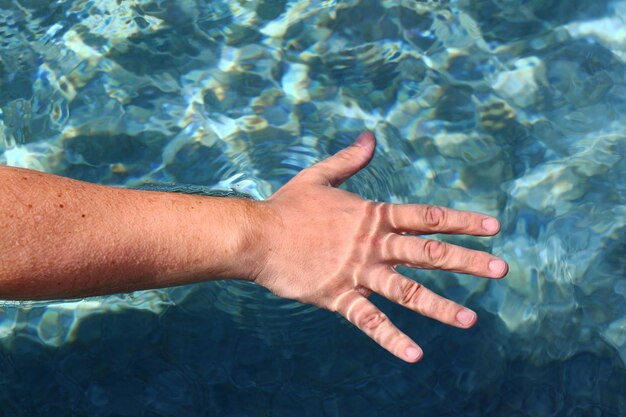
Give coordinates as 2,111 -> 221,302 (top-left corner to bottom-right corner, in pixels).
362,267 -> 477,328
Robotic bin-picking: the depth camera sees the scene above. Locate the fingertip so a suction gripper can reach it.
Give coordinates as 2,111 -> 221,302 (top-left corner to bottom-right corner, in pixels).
309,131 -> 376,186
404,345 -> 423,363
353,131 -> 376,149
481,217 -> 501,234
456,309 -> 477,328
498,261 -> 509,279
488,259 -> 509,279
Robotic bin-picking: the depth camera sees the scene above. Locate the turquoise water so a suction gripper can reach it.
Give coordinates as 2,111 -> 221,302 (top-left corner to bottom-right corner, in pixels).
1,0 -> 625,415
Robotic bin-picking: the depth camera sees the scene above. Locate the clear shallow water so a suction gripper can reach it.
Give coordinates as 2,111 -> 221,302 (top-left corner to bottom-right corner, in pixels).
1,0 -> 625,415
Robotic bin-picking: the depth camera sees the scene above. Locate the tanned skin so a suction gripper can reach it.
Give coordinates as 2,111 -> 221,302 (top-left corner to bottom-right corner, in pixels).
0,132 -> 508,362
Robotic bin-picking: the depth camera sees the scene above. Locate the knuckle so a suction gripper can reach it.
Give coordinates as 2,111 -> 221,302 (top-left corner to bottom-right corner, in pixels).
377,202 -> 392,223
424,240 -> 447,267
363,200 -> 379,219
359,311 -> 388,330
424,205 -> 445,228
399,280 -> 423,305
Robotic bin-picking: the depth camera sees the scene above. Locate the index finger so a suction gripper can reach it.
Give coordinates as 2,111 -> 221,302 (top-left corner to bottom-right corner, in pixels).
387,204 -> 501,236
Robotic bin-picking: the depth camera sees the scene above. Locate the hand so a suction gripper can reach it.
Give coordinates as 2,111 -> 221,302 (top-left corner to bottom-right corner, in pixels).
249,132 -> 508,362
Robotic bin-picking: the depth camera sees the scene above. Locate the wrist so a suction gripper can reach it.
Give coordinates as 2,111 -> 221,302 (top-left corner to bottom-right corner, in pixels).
227,199 -> 275,283
125,191 -> 269,287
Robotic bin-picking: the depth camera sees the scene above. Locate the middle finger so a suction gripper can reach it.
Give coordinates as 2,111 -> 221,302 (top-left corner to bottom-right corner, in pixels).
386,234 -> 508,278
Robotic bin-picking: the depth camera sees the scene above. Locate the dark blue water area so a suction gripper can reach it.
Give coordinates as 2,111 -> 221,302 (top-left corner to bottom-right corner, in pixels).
1,286 -> 625,416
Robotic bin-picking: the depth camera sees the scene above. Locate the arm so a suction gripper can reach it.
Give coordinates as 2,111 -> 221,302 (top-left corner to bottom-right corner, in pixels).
0,132 -> 508,362
0,165 -> 261,299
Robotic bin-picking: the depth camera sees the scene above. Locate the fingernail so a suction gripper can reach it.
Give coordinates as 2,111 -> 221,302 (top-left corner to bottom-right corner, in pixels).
482,218 -> 500,233
456,309 -> 476,326
405,346 -> 422,361
489,259 -> 507,276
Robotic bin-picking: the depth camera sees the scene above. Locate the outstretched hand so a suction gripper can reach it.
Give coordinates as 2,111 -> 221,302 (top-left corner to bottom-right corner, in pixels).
249,132 -> 508,362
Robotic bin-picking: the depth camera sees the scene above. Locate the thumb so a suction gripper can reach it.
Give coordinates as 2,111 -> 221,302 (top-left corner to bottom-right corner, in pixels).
305,131 -> 376,187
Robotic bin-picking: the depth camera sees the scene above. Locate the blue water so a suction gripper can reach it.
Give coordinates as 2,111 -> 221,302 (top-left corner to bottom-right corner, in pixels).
1,0 -> 625,415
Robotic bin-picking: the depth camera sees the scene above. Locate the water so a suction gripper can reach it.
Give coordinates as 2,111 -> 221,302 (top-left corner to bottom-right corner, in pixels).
1,0 -> 625,415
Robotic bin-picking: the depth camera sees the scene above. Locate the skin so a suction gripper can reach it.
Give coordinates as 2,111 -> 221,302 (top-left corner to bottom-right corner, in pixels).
0,131 -> 507,363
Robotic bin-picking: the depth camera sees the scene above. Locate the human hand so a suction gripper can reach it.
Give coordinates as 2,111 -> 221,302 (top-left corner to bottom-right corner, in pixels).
249,132 -> 508,362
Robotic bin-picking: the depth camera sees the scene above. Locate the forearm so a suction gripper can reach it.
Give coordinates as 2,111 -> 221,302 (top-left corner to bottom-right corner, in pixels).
0,166 -> 261,300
